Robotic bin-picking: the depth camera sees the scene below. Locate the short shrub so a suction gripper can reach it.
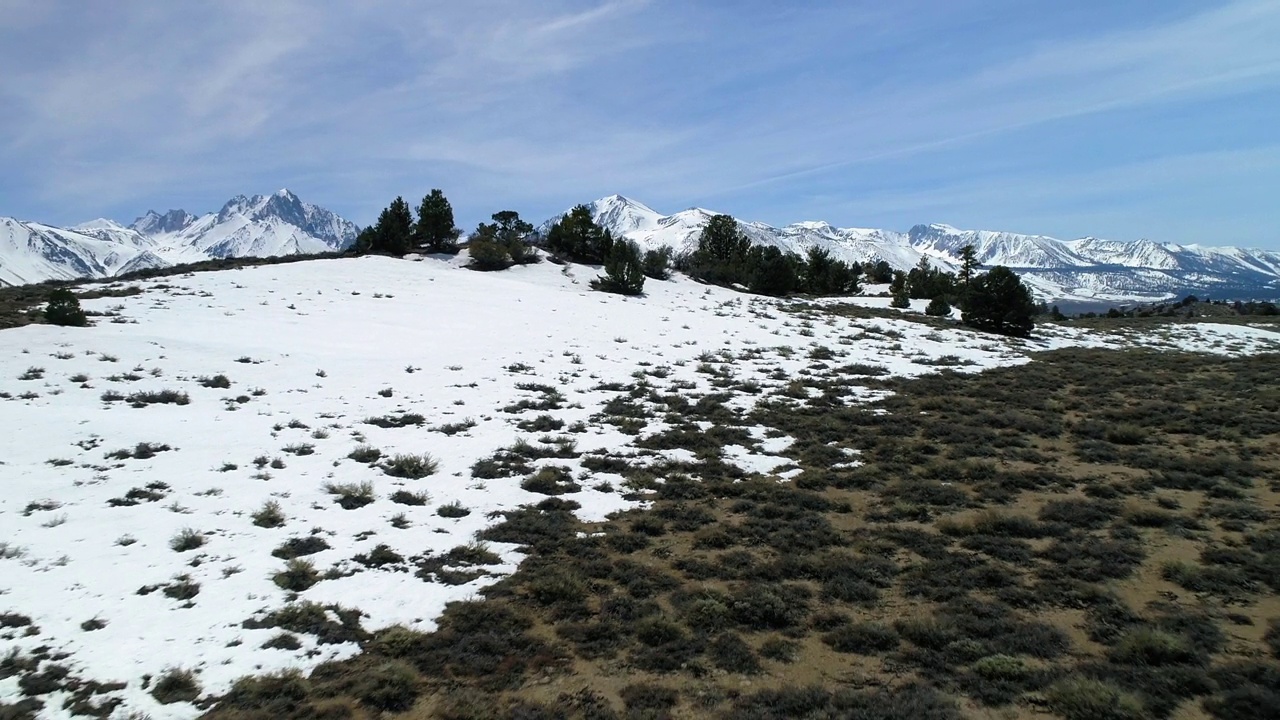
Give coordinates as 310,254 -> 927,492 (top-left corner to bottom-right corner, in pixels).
127,389 -> 191,407
198,374 -> 231,389
620,683 -> 679,712
347,444 -> 382,463
382,453 -> 438,479
354,661 -> 419,712
823,622 -> 899,654
272,536 -> 331,559
260,632 -> 302,650
1109,627 -> 1201,666
170,528 -> 205,552
151,667 -> 201,704
252,500 -> 286,528
437,501 -> 471,518
520,466 -> 581,495
323,480 -> 376,509
273,559 -> 320,591
1045,676 -> 1147,720
390,490 -> 430,506
1265,619 -> 1280,659
759,636 -> 801,662
709,632 -> 762,673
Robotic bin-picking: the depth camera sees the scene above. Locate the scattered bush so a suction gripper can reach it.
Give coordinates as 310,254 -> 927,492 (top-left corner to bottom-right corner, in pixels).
127,389 -> 190,407
151,667 -> 201,704
198,374 -> 231,389
169,528 -> 205,552
1045,676 -> 1146,720
382,453 -> 438,479
273,559 -> 320,591
823,622 -> 899,654
355,661 -> 419,712
437,501 -> 471,518
390,490 -> 430,506
348,444 -> 382,463
252,501 -> 286,528
323,481 -> 376,509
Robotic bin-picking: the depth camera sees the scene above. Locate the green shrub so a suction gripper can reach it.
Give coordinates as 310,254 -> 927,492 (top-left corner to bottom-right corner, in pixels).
823,622 -> 899,654
437,501 -> 471,518
169,528 -> 205,552
272,536 -> 331,559
382,453 -> 438,479
273,559 -> 320,591
355,661 -> 419,712
1045,676 -> 1147,720
45,288 -> 88,327
323,480 -> 375,509
1109,627 -> 1201,666
151,667 -> 201,704
390,489 -> 430,506
252,500 -> 286,528
348,444 -> 382,463
925,297 -> 951,316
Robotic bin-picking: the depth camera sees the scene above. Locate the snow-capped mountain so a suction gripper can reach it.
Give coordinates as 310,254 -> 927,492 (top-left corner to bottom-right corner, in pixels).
542,196 -> 1280,305
0,190 -> 357,286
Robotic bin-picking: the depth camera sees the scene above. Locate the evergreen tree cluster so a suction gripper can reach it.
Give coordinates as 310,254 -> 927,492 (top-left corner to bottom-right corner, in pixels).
542,207 -> 676,295
678,215 -> 862,297
467,211 -> 540,271
357,189 -> 461,256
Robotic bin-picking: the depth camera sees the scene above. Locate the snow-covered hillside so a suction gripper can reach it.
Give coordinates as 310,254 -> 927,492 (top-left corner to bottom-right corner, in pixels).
0,190 -> 356,287
3,252 -> 1280,719
543,196 -> 1280,305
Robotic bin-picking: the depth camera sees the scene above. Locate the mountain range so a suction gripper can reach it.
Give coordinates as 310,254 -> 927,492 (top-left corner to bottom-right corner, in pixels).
3,191 -> 1278,306
0,189 -> 357,287
542,196 -> 1280,307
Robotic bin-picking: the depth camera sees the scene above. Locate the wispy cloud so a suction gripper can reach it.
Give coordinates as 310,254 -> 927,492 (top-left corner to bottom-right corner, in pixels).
0,1 -> 1277,248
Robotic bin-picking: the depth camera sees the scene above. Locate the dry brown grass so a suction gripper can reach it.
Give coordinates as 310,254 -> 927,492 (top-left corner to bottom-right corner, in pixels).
202,348 -> 1280,720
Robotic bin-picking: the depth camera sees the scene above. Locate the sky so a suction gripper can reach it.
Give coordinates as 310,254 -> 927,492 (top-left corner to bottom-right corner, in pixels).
2,0 -> 1279,248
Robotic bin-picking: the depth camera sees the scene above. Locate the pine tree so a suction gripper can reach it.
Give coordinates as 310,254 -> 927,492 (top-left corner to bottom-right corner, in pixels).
591,240 -> 646,295
891,286 -> 911,309
415,189 -> 460,254
546,205 -> 613,264
466,210 -> 538,270
961,266 -> 1037,337
958,244 -> 979,286
925,296 -> 952,316
688,214 -> 751,286
45,288 -> 88,327
642,247 -> 673,280
747,246 -> 799,296
367,197 -> 414,256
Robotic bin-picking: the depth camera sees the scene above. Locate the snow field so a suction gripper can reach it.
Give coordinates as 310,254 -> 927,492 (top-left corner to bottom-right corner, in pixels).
1,253 -> 1277,718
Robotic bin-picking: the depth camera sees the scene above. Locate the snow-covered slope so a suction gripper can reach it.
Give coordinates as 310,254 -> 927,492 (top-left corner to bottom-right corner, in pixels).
0,218 -> 158,287
0,190 -> 357,286
137,189 -> 358,260
543,196 -> 1280,305
5,251 -> 1277,719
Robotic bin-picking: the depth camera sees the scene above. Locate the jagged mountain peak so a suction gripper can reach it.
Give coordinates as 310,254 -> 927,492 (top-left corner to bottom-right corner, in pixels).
130,209 -> 197,236
549,196 -> 1280,305
2,190 -> 357,286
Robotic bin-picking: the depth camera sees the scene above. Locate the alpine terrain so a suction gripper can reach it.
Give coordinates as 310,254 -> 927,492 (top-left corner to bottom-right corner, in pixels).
542,196 -> 1280,306
0,190 -> 357,287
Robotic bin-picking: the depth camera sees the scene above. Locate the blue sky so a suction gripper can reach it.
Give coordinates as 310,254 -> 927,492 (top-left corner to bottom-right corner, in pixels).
2,0 -> 1278,248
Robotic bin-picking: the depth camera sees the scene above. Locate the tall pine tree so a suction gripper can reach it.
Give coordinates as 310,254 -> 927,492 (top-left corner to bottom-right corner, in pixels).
546,205 -> 614,263
415,189 -> 460,254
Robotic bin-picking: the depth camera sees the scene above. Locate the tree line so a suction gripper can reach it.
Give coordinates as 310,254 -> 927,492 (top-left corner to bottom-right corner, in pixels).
356,191 -> 1037,336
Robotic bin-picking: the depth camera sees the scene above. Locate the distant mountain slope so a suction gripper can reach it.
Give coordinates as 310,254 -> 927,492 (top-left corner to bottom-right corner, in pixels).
0,190 -> 357,286
541,196 -> 1280,305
